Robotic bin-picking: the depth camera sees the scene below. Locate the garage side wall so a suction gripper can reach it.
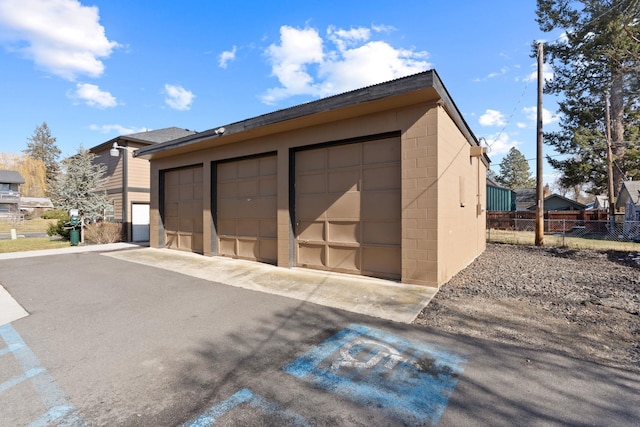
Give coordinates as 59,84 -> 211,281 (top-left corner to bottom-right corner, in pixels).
436,106 -> 486,285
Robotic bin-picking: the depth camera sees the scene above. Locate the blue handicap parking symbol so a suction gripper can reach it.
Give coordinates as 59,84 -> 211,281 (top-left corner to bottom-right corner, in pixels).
283,324 -> 466,426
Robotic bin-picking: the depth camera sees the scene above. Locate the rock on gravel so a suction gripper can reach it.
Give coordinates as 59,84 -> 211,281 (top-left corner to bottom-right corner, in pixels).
414,243 -> 640,372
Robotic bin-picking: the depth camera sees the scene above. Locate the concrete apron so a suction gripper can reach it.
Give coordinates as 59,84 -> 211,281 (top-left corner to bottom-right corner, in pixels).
104,248 -> 438,324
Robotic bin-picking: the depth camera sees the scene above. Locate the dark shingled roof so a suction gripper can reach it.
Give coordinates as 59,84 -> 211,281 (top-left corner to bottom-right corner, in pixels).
135,70 -> 484,163
122,127 -> 197,144
0,170 -> 25,184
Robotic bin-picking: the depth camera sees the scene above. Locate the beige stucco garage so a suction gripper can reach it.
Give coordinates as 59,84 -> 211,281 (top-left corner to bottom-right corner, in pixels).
135,70 -> 489,287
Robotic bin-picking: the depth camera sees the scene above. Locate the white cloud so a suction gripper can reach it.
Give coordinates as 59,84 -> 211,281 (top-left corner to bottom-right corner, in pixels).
89,124 -> 148,135
473,66 -> 510,82
482,133 -> 522,157
164,84 -> 195,111
523,62 -> 554,83
479,109 -> 506,127
69,83 -> 116,108
261,25 -> 430,104
218,45 -> 237,68
0,0 -> 119,80
523,106 -> 560,125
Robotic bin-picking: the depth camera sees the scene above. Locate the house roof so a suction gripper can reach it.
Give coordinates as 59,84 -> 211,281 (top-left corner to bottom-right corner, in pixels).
616,180 -> 640,209
526,193 -> 586,211
90,127 -> 197,153
0,170 -> 25,184
513,188 -> 536,203
20,197 -> 54,209
135,70 -> 486,165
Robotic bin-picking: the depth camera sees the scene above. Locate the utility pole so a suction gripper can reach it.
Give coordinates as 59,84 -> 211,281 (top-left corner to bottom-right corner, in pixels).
605,94 -> 616,229
535,42 -> 544,246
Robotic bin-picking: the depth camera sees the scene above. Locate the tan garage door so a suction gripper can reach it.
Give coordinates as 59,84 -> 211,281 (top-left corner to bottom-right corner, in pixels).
216,155 -> 277,264
295,137 -> 401,280
163,165 -> 203,253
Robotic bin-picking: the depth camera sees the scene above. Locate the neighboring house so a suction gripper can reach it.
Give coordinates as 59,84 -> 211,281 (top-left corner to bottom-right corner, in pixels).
20,197 -> 54,213
486,178 -> 515,211
616,181 -> 640,220
0,170 -> 25,219
616,181 -> 640,239
590,195 -> 609,211
526,193 -> 586,211
90,127 -> 196,242
513,188 -> 536,211
135,70 -> 489,288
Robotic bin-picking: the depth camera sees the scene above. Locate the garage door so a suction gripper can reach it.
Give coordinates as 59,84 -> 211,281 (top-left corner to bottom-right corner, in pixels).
295,137 -> 401,280
163,165 -> 203,253
216,155 -> 277,263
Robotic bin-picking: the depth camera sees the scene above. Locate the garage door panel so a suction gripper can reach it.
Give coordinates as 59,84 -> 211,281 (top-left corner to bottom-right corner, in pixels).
238,159 -> 259,178
297,221 -> 324,242
298,243 -> 325,267
167,186 -> 180,202
361,191 -> 400,220
296,194 -> 327,220
363,221 -> 401,245
238,180 -> 258,198
260,220 -> 277,238
327,221 -> 359,244
327,246 -> 359,270
260,239 -> 277,261
363,166 -> 401,191
179,169 -> 194,184
363,138 -> 401,164
218,163 -> 237,181
165,202 -> 179,217
362,246 -> 401,277
326,192 -> 360,219
297,150 -> 325,171
237,239 -> 258,259
179,218 -> 194,233
179,185 -> 194,201
329,144 -> 361,168
219,237 -> 236,256
260,177 -> 277,196
260,157 -> 277,175
328,170 -> 359,193
237,220 -> 258,237
218,219 -> 236,235
297,173 -> 326,195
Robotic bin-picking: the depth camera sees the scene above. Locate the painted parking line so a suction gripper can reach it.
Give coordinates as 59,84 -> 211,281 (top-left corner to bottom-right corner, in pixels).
182,388 -> 312,427
0,324 -> 86,427
283,324 -> 466,426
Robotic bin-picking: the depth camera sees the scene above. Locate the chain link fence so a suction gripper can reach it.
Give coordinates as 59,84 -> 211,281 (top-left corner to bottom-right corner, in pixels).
487,218 -> 640,250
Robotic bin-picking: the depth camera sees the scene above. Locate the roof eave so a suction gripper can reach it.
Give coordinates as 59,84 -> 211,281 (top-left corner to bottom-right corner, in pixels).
135,70 -> 483,162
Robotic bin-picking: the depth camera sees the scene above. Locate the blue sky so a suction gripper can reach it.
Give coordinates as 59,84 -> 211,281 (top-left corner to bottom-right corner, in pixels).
0,0 -> 563,179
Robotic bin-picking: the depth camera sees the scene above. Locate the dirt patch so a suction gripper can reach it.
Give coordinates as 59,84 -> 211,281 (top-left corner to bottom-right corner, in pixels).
414,243 -> 640,372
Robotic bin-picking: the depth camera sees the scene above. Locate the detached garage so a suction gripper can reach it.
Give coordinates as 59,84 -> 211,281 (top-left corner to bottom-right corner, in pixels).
135,70 -> 488,287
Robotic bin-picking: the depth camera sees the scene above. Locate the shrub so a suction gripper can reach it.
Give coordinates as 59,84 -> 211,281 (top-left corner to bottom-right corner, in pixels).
84,222 -> 123,244
41,209 -> 69,220
47,216 -> 71,241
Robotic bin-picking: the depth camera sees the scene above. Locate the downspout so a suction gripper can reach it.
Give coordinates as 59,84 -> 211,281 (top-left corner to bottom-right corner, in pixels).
122,142 -> 129,241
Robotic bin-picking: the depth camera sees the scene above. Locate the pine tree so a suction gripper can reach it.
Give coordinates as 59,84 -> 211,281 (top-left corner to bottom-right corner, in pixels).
50,146 -> 109,222
536,0 -> 640,195
23,122 -> 61,190
496,147 -> 536,189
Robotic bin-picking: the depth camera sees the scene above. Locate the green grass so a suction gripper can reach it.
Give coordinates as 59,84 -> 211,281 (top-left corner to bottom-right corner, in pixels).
487,229 -> 640,251
0,218 -> 57,233
0,237 -> 70,253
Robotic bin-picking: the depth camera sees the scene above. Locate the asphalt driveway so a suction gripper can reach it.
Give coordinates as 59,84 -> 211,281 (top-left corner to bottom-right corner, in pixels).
0,247 -> 638,426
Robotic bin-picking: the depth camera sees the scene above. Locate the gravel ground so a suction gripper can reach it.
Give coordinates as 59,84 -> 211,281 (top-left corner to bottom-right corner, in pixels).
414,243 -> 640,372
